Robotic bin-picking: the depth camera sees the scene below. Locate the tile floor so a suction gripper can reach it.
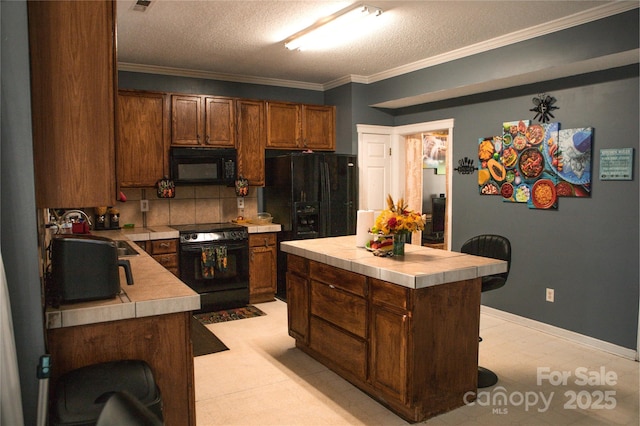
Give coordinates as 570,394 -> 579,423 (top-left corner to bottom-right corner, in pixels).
194,300 -> 639,425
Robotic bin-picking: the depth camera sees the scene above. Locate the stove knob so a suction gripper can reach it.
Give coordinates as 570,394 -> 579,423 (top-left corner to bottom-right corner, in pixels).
191,233 -> 198,241
183,234 -> 190,241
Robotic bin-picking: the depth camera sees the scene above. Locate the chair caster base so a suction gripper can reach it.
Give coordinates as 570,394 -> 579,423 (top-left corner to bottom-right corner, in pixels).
478,366 -> 498,388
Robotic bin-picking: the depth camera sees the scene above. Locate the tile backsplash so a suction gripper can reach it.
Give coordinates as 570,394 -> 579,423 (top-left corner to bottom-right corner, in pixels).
117,185 -> 258,227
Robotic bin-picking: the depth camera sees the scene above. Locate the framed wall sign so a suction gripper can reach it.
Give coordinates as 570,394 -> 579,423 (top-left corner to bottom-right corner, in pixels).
599,148 -> 634,181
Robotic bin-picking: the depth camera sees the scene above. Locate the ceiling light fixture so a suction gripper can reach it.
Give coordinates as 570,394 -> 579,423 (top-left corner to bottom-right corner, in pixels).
284,3 -> 383,51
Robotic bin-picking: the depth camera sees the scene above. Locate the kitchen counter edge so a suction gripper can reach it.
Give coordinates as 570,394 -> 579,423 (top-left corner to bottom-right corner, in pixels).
281,235 -> 507,289
45,229 -> 199,329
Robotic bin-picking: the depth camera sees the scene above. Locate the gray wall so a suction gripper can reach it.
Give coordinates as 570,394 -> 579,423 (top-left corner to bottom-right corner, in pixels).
1,1 -> 47,425
393,70 -> 639,349
369,10 -> 639,349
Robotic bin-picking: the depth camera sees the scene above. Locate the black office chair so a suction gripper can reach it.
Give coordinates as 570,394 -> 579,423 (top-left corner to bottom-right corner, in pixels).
460,234 -> 511,388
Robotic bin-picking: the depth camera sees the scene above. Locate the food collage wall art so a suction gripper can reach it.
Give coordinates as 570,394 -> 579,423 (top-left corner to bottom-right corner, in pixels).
478,120 -> 592,210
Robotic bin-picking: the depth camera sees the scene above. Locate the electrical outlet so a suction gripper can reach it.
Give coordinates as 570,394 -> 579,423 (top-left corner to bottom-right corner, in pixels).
237,197 -> 244,209
140,199 -> 149,212
546,288 -> 554,302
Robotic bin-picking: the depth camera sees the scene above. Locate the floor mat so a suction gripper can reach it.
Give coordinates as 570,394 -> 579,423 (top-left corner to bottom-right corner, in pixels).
194,305 -> 266,324
190,316 -> 229,357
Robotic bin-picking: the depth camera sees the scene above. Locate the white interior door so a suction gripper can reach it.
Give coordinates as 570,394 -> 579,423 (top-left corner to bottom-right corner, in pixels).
357,125 -> 392,212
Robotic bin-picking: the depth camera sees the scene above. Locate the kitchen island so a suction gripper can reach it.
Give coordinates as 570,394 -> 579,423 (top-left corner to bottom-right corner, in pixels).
45,228 -> 199,426
281,236 -> 507,422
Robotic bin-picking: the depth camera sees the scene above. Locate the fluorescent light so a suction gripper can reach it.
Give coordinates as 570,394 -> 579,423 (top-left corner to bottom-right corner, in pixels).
284,3 -> 383,51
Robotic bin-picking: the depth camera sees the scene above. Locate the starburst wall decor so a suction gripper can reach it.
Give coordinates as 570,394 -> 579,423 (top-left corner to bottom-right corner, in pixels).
530,93 -> 559,123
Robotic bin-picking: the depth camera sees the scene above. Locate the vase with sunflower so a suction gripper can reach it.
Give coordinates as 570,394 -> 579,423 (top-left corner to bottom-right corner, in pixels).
370,195 -> 426,256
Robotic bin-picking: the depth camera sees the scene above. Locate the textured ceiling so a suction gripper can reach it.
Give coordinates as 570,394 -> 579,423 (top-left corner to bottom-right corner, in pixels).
117,1 -> 629,89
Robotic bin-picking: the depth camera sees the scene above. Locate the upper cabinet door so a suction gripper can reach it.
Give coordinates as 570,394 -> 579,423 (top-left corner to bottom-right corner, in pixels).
204,97 -> 235,147
266,102 -> 302,149
28,0 -> 117,208
171,95 -> 203,146
302,105 -> 336,151
236,100 -> 265,186
117,91 -> 169,187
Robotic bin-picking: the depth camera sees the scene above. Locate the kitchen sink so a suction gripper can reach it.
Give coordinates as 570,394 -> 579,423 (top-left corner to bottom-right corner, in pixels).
115,240 -> 139,257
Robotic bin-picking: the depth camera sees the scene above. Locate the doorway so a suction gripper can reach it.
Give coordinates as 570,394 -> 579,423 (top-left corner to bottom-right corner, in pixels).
393,119 -> 454,250
357,119 -> 454,249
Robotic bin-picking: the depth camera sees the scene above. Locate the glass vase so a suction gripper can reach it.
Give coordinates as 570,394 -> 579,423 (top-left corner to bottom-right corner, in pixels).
393,233 -> 410,256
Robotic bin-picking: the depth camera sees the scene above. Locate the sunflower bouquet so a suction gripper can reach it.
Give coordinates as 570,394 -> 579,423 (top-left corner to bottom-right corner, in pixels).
371,195 -> 426,235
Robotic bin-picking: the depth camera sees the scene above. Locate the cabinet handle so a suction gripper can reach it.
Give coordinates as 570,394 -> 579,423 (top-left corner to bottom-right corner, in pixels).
205,135 -> 210,144
160,242 -> 169,248
197,134 -> 201,143
329,284 -> 335,289
264,238 -> 268,247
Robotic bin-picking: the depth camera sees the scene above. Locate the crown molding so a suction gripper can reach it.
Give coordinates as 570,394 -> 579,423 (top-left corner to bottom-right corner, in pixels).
118,2 -> 638,91
363,2 -> 639,85
117,62 -> 325,91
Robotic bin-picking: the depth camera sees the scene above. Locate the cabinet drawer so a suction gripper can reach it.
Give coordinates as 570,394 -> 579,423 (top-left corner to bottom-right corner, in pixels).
149,239 -> 178,255
249,233 -> 276,247
288,254 -> 308,276
310,280 -> 366,338
310,261 -> 366,297
152,253 -> 178,269
370,278 -> 411,311
309,316 -> 366,381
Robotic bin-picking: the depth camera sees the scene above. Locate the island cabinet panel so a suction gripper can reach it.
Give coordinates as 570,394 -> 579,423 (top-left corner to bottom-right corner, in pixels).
309,261 -> 366,297
309,316 -> 367,381
310,280 -> 367,337
47,312 -> 195,426
28,0 -> 117,208
286,270 -> 309,343
286,256 -> 483,423
369,301 -> 410,404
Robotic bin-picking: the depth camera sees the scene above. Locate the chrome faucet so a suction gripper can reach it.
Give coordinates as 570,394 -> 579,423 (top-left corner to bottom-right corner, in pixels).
61,209 -> 92,227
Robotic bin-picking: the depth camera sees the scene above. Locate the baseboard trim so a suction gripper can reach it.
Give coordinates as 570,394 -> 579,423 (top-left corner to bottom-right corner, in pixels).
481,305 -> 638,361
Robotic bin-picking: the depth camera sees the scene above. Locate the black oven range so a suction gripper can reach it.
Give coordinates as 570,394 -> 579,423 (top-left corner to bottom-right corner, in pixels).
173,223 -> 249,313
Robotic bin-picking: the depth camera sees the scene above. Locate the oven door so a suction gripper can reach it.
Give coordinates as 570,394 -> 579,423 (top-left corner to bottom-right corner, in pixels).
179,240 -> 249,311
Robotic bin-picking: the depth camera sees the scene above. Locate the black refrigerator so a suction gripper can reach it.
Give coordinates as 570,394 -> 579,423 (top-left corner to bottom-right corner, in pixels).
264,153 -> 357,298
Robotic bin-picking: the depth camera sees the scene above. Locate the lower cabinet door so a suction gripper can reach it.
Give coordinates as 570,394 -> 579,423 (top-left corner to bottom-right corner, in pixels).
370,304 -> 410,404
286,272 -> 309,343
309,316 -> 366,381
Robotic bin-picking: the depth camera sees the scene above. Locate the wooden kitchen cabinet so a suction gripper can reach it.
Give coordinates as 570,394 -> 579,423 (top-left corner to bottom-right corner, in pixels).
236,99 -> 265,185
286,256 -> 483,422
302,104 -> 335,150
47,312 -> 195,426
248,233 -> 277,303
266,102 -> 336,151
28,0 -> 117,208
286,255 -> 309,343
369,278 -> 411,404
266,101 -> 301,149
148,239 -> 179,276
171,94 -> 235,147
117,90 -> 169,187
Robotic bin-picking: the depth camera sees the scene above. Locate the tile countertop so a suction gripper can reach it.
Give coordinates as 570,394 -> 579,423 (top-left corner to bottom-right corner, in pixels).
240,223 -> 281,233
280,235 -> 508,289
45,229 -> 200,330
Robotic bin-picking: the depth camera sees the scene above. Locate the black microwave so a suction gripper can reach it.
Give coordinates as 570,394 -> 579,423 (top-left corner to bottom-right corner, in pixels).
170,147 -> 236,185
